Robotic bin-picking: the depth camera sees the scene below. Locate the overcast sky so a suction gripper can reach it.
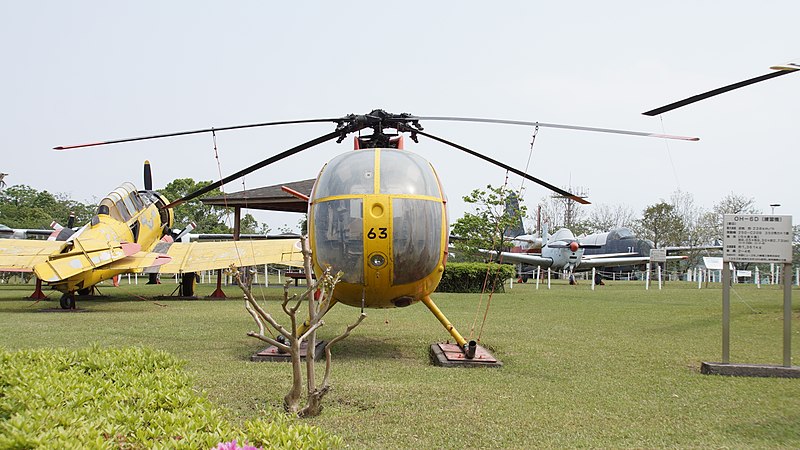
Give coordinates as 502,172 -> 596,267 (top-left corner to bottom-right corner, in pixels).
2,2 -> 797,233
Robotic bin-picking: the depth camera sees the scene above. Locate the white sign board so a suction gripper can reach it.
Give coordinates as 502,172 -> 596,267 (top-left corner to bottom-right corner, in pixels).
723,214 -> 793,263
703,257 -> 723,270
649,248 -> 667,262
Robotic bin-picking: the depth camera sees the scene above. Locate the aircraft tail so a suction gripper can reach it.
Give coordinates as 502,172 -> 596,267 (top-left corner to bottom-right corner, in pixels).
504,193 -> 525,237
542,222 -> 549,245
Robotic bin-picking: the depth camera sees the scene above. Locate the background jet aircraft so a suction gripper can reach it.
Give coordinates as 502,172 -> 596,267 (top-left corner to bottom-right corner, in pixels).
489,227 -> 688,278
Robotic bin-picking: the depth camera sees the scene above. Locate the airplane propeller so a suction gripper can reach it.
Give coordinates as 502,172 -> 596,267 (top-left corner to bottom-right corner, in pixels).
55,109 -> 700,209
143,160 -> 153,191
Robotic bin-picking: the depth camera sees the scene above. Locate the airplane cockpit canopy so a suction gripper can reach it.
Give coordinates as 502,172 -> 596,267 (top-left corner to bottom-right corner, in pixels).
550,228 -> 576,242
608,227 -> 635,240
97,182 -> 149,223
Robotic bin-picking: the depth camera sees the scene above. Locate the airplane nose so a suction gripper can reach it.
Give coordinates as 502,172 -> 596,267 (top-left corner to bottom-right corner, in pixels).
569,241 -> 579,252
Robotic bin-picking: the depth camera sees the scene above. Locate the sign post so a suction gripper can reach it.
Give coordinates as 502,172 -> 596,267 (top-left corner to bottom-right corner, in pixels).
702,214 -> 797,377
650,249 -> 666,290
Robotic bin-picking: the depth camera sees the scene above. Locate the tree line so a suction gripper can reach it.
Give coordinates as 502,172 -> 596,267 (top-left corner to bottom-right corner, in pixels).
0,179 -> 272,234
453,185 -> 800,271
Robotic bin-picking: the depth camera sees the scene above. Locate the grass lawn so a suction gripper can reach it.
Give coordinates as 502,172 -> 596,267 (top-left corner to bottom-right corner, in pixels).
1,277 -> 799,448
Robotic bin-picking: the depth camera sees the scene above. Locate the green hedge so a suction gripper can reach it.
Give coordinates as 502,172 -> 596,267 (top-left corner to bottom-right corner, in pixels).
0,346 -> 341,449
437,262 -> 515,293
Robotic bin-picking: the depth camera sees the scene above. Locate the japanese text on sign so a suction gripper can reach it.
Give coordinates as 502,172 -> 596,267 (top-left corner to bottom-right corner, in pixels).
723,214 -> 792,263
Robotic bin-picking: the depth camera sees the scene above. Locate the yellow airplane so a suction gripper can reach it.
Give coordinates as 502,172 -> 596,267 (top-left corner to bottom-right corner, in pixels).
0,161 -> 302,309
54,110 -> 698,359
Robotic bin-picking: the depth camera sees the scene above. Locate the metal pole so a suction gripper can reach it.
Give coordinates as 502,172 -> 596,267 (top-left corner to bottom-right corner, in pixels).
756,266 -> 760,288
536,266 -> 540,290
591,268 -> 596,291
658,265 -> 662,290
547,268 -> 551,289
722,262 -> 731,364
645,263 -> 650,290
783,263 -> 792,367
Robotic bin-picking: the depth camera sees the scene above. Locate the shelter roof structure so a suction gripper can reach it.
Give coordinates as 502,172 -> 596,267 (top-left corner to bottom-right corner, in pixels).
200,179 -> 314,213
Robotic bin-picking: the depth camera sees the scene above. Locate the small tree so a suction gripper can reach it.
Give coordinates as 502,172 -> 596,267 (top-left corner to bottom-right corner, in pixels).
635,201 -> 684,249
235,237 -> 365,417
582,203 -> 636,235
451,185 -> 527,261
160,178 -> 264,234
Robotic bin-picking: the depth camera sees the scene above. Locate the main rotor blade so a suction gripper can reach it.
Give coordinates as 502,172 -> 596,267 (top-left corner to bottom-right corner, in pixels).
416,116 -> 699,141
54,118 -> 342,150
162,129 -> 342,210
413,128 -> 590,205
643,68 -> 799,116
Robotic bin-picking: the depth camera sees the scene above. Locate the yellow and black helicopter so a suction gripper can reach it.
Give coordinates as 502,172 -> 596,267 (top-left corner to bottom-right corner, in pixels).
52,110 -> 697,358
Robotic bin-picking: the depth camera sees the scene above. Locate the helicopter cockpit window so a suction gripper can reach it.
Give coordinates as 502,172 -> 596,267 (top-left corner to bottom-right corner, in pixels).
379,150 -> 441,197
313,199 -> 364,284
392,198 -> 442,285
313,151 -> 375,199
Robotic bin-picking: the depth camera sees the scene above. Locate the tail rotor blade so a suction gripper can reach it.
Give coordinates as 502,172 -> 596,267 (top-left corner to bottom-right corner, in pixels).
411,128 -> 590,204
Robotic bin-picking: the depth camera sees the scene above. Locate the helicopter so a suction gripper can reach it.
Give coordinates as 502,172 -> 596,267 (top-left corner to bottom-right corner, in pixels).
54,109 -> 698,358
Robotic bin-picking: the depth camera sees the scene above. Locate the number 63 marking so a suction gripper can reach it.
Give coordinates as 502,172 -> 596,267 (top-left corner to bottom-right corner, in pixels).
367,227 -> 388,239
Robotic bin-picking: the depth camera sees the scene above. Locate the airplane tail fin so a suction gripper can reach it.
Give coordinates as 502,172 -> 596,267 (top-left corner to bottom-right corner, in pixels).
542,222 -> 549,245
504,193 -> 525,237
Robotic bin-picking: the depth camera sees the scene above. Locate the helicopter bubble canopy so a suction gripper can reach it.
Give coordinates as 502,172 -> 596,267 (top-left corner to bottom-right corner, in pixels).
310,149 -> 445,294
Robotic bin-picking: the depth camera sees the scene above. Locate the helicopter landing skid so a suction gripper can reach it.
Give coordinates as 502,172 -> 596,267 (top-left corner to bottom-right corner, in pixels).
430,343 -> 502,368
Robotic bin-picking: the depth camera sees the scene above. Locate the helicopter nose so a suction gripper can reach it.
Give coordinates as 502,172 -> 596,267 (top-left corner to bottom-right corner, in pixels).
569,241 -> 579,252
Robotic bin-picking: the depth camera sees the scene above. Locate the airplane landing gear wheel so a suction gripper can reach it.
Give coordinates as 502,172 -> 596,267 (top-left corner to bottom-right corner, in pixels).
180,273 -> 196,297
60,292 -> 75,310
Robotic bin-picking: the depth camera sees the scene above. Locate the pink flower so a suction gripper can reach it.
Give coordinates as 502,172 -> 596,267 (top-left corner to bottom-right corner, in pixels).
212,440 -> 262,450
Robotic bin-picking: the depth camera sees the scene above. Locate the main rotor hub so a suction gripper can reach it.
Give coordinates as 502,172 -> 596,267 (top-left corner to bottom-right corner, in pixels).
336,109 -> 423,147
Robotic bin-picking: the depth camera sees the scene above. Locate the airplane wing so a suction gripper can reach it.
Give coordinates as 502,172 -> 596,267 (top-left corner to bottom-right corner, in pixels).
487,250 -> 687,269
0,239 -> 66,272
578,254 -> 687,269
152,239 -> 304,274
101,251 -> 172,271
34,240 -> 140,282
488,251 -> 553,268
665,244 -> 722,253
